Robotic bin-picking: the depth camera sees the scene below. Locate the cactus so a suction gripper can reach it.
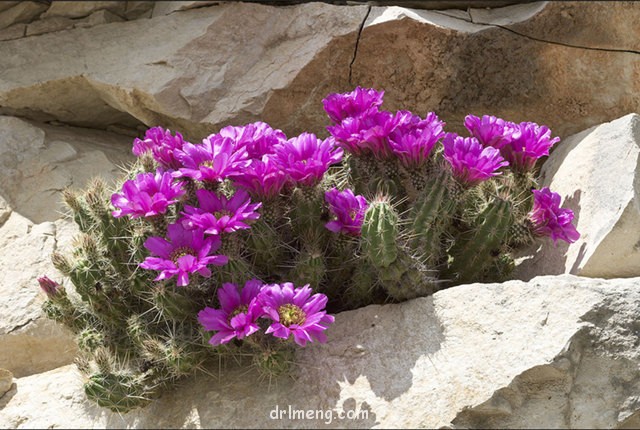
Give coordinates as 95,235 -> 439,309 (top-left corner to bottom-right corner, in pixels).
38,87 -> 579,413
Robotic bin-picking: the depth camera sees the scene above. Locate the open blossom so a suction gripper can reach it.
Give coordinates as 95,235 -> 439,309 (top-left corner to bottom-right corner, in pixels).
140,223 -> 228,286
174,135 -> 250,183
442,133 -> 509,186
501,122 -> 560,171
231,155 -> 289,200
388,111 -> 446,168
322,87 -> 385,124
111,169 -> 185,218
324,188 -> 368,236
198,280 -> 263,345
463,114 -> 517,149
180,189 -> 261,235
327,110 -> 403,158
273,133 -> 343,187
528,187 -> 580,246
219,122 -> 287,159
132,127 -> 187,169
258,282 -> 334,347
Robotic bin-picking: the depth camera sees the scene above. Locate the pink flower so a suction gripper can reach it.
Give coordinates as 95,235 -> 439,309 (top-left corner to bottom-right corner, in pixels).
273,133 -> 343,187
198,280 -> 263,345
322,87 -> 385,124
528,187 -> 580,246
132,126 -> 187,170
180,189 -> 261,235
174,135 -> 250,184
111,169 -> 185,218
140,223 -> 228,286
219,122 -> 287,159
37,276 -> 63,298
324,188 -> 368,236
388,111 -> 446,168
231,155 -> 289,200
258,282 -> 334,347
442,133 -> 509,186
501,122 -> 560,172
463,114 -> 517,150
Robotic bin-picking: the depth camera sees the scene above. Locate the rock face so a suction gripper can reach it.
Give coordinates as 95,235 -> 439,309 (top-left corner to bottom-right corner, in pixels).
514,113 -> 640,280
0,116 -> 134,378
0,2 -> 639,141
1,275 -> 639,429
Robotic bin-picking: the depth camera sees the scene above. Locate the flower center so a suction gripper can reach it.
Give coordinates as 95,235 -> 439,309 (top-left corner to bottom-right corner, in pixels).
214,209 -> 233,219
170,246 -> 194,263
229,305 -> 248,322
277,303 -> 306,327
348,209 -> 358,220
199,160 -> 215,168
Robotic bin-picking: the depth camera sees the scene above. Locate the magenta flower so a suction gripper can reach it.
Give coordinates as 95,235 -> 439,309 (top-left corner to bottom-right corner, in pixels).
111,169 -> 186,218
388,111 -> 446,168
442,133 -> 509,186
38,276 -> 63,298
327,110 -> 402,159
273,133 -> 343,187
220,122 -> 287,159
463,114 -> 517,150
175,135 -> 250,184
501,122 -> 560,172
231,155 -> 289,200
324,188 -> 368,236
198,279 -> 263,345
180,189 -> 262,235
322,87 -> 385,124
258,282 -> 334,347
132,127 -> 187,169
528,187 -> 580,246
139,223 -> 228,286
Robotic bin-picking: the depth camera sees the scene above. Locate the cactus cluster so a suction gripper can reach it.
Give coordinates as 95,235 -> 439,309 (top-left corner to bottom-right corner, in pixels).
39,87 -> 580,412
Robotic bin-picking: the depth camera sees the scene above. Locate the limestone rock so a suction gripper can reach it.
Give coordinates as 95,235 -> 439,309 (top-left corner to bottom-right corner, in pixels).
74,10 -> 125,28
151,1 -> 221,17
0,116 -> 135,378
26,16 -> 74,36
0,23 -> 25,41
41,1 -> 126,20
0,2 -> 19,14
0,275 -> 638,428
0,368 -> 12,398
124,1 -> 154,20
0,116 -> 134,224
0,1 -> 48,31
514,113 -> 640,280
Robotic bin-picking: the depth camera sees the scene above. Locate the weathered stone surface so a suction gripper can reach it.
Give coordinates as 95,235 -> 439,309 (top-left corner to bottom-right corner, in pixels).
0,2 -> 19,14
26,16 -> 74,36
74,9 -> 125,28
124,1 -> 154,20
514,113 -> 640,280
1,275 -> 638,428
0,22 -> 25,41
0,116 -> 134,224
0,1 -> 48,31
0,368 -> 12,398
41,1 -> 126,19
151,1 -> 221,17
0,116 -> 135,378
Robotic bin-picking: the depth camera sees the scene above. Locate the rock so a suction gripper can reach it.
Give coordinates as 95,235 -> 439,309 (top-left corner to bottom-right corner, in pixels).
0,116 -> 135,378
0,275 -> 638,428
0,1 -> 638,141
0,2 -> 19,14
124,1 -> 154,20
0,1 -> 48,31
74,10 -> 125,28
151,1 -> 221,17
514,114 -> 640,280
40,1 -> 126,19
0,116 -> 134,224
26,16 -> 74,36
0,368 -> 12,398
0,23 -> 25,41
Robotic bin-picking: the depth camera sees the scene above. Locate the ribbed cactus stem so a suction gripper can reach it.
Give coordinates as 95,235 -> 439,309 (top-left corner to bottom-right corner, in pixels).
447,198 -> 513,285
291,246 -> 325,291
361,196 -> 398,268
84,372 -> 153,413
152,285 -> 198,321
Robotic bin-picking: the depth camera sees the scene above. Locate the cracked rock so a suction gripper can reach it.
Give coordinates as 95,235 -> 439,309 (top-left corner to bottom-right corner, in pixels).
0,275 -> 638,428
